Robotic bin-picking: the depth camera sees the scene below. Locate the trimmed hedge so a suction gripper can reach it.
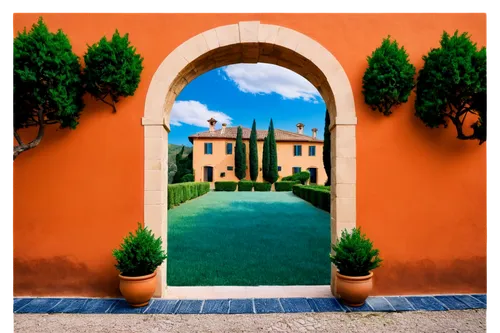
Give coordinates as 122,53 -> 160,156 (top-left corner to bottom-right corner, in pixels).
168,182 -> 210,209
254,182 -> 272,191
275,181 -> 300,191
215,181 -> 237,191
281,171 -> 310,185
292,184 -> 330,212
238,181 -> 254,191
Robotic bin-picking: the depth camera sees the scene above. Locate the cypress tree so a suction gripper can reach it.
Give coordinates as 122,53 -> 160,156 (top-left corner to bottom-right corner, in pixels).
267,119 -> 279,184
235,126 -> 246,180
249,119 -> 259,181
323,109 -> 331,186
262,136 -> 270,182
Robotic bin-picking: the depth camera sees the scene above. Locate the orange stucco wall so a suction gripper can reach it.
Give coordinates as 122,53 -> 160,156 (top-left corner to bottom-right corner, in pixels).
192,138 -> 326,184
13,13 -> 486,297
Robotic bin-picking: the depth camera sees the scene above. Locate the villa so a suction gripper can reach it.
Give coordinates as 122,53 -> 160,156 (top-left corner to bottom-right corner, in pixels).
188,118 -> 327,184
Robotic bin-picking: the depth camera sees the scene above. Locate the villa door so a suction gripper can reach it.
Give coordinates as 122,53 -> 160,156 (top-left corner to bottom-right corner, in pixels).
308,167 -> 317,184
204,166 -> 213,182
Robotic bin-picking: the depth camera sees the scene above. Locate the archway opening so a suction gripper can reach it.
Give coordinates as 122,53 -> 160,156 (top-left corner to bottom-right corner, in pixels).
143,22 -> 357,298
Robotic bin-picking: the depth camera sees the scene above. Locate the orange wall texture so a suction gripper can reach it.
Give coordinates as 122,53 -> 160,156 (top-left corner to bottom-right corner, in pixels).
192,138 -> 326,184
13,13 -> 486,296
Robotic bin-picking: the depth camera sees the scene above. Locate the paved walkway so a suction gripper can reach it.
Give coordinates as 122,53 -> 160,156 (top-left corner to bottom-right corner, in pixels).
14,294 -> 486,314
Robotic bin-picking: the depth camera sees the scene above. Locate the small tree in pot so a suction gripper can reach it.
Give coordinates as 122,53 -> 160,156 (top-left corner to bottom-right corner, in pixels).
113,223 -> 167,307
330,227 -> 382,306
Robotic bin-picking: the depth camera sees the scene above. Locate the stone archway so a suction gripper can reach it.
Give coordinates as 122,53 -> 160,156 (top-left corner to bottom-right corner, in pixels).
142,21 -> 357,297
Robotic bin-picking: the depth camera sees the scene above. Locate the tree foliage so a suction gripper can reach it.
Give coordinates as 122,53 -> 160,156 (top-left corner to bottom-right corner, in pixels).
235,126 -> 247,180
262,136 -> 270,182
322,109 -> 331,186
14,17 -> 85,159
415,31 -> 486,144
112,223 -> 167,277
267,119 -> 279,184
249,119 -> 259,181
83,30 -> 144,112
362,36 -> 416,116
173,146 -> 193,184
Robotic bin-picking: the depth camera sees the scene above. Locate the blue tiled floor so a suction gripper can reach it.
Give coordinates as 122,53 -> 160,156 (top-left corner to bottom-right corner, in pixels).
13,294 -> 486,315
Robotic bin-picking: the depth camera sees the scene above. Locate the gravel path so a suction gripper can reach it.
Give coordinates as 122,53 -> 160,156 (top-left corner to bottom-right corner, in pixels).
15,309 -> 486,332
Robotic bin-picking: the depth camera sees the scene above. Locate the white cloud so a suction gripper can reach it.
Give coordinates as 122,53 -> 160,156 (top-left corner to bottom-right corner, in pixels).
221,63 -> 321,102
170,100 -> 232,128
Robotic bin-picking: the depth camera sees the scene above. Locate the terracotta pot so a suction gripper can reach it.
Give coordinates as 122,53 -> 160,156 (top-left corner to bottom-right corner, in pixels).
336,271 -> 373,307
119,271 -> 157,307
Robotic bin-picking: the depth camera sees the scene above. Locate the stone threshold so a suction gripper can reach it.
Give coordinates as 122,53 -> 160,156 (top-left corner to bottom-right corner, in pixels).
14,294 -> 486,314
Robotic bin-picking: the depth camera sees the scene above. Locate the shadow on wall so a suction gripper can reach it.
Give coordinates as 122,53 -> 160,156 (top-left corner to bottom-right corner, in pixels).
14,256 -> 121,297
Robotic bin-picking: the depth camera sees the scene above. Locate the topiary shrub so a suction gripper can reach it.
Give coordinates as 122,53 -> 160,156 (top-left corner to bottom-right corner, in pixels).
83,30 -> 144,113
294,171 -> 310,185
415,30 -> 486,144
112,223 -> 167,277
330,227 -> 382,277
275,181 -> 300,191
292,184 -> 330,211
281,175 -> 293,181
14,17 -> 85,160
180,174 -> 194,183
238,181 -> 254,191
215,181 -> 237,191
362,36 -> 416,116
254,182 -> 272,192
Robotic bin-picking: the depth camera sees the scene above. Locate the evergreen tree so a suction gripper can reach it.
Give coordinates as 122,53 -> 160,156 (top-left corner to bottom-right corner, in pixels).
262,136 -> 270,182
267,119 -> 279,184
323,109 -> 331,186
249,119 -> 259,181
235,126 -> 246,180
173,146 -> 193,183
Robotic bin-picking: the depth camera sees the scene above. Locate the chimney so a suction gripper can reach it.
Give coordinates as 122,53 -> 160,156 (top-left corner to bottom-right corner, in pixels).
312,128 -> 318,139
208,117 -> 217,132
221,123 -> 227,134
296,123 -> 304,135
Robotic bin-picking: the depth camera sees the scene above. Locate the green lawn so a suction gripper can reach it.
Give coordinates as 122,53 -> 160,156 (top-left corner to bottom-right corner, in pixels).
167,191 -> 331,286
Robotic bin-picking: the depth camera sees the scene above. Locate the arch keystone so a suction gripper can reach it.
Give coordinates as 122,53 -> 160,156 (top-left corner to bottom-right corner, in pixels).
239,21 -> 260,43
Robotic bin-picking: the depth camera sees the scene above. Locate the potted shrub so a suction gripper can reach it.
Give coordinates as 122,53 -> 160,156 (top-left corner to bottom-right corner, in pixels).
112,223 -> 167,307
330,227 -> 382,306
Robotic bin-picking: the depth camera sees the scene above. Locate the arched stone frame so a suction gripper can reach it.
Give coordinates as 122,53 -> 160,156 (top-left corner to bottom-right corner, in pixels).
142,21 -> 357,297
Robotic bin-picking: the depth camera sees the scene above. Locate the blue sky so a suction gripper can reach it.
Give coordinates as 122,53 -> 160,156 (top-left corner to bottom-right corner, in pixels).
169,63 -> 326,146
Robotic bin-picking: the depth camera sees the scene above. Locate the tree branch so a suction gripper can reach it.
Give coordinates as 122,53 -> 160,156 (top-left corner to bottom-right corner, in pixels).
14,131 -> 23,146
99,96 -> 117,113
443,113 -> 476,141
13,108 -> 46,160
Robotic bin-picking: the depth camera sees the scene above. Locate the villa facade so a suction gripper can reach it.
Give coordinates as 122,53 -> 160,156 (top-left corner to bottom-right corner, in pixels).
189,118 -> 327,184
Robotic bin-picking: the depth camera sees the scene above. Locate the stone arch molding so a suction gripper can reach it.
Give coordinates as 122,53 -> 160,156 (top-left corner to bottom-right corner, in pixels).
142,21 -> 357,297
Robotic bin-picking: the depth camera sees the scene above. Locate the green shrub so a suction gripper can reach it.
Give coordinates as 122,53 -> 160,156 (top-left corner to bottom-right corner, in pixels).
292,184 -> 330,212
362,36 -> 416,116
215,181 -> 237,191
168,182 -> 210,209
330,227 -> 382,277
83,30 -> 144,113
238,181 -> 254,191
275,181 -> 299,191
180,174 -> 194,183
282,171 -> 310,185
112,223 -> 167,277
254,182 -> 272,191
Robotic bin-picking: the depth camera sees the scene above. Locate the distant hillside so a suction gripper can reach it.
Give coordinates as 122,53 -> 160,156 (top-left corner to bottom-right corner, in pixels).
168,144 -> 193,184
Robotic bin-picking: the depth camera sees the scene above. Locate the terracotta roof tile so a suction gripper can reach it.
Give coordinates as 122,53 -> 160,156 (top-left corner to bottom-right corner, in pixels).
188,127 -> 323,143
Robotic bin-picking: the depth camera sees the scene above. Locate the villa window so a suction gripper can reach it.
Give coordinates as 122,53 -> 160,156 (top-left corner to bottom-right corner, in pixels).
309,146 -> 316,156
294,145 -> 302,156
278,166 -> 282,171
226,142 -> 233,154
204,142 -> 213,155
227,166 -> 234,171
293,167 -> 301,174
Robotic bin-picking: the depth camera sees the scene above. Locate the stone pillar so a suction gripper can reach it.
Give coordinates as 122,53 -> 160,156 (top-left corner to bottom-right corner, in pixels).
143,121 -> 169,297
330,121 -> 356,296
